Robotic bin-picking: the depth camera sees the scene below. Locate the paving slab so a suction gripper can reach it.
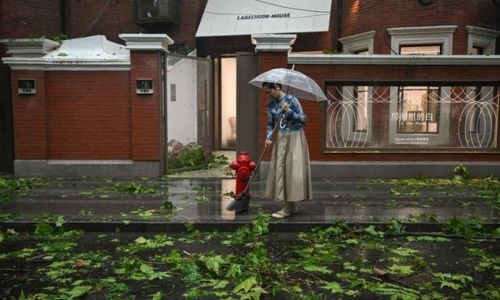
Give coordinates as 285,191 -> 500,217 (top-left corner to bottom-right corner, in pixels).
1,176 -> 498,233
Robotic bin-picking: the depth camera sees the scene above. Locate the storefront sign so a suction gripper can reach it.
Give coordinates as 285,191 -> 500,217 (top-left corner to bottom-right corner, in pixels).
195,0 -> 332,37
393,137 -> 430,145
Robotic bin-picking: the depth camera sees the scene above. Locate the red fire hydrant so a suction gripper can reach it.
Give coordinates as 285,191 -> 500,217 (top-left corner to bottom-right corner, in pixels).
226,150 -> 256,213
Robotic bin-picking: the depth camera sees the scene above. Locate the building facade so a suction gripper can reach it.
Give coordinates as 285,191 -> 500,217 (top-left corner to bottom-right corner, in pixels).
1,0 -> 500,178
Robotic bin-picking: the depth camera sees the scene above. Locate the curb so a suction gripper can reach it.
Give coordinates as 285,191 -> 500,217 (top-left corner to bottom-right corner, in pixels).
2,220 -> 498,234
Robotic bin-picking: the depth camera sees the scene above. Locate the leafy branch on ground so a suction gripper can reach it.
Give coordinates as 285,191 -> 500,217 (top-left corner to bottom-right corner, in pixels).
0,214 -> 498,299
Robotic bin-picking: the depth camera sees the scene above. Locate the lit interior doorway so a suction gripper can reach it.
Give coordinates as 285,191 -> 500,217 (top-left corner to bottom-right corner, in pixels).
220,57 -> 237,149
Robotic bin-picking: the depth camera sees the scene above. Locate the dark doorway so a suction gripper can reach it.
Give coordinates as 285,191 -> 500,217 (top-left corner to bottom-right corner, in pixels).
0,62 -> 14,174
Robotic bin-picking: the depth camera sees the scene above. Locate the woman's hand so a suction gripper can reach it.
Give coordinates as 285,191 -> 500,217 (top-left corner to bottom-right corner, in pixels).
265,139 -> 273,147
281,101 -> 290,112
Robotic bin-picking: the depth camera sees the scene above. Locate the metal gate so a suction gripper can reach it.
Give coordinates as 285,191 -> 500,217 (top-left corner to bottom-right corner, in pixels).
162,53 -> 212,174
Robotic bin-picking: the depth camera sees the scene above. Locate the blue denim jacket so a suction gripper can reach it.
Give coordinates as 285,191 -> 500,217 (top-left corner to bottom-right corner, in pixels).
266,94 -> 307,140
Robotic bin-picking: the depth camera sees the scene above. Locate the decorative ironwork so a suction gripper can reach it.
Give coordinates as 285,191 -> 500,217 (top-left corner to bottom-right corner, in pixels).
325,84 -> 499,150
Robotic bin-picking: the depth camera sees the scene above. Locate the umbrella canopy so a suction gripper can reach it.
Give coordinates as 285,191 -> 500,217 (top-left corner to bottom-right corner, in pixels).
249,67 -> 328,102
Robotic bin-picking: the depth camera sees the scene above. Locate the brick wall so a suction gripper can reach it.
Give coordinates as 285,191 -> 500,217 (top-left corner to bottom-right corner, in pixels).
340,0 -> 500,55
1,0 -> 62,39
45,71 -> 131,160
11,70 -> 48,159
10,58 -> 165,162
66,0 -> 142,44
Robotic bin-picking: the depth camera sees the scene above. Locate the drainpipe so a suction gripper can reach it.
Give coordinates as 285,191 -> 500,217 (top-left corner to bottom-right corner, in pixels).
160,51 -> 167,175
336,0 -> 342,53
60,0 -> 66,35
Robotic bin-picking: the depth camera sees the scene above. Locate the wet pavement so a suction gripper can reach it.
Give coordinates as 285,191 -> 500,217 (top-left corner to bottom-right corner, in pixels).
1,175 -> 498,233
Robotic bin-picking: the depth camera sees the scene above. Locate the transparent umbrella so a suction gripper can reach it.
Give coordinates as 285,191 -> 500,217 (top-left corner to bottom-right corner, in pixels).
249,67 -> 328,101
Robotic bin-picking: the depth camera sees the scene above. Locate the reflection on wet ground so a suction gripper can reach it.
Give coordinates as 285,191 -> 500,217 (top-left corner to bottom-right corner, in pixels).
1,177 -> 497,232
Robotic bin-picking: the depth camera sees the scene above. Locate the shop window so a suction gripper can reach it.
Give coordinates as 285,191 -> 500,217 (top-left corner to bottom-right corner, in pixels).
396,86 -> 440,134
324,83 -> 498,151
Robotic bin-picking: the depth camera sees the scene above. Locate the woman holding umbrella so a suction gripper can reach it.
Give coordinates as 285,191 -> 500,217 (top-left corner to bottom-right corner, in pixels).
262,81 -> 312,218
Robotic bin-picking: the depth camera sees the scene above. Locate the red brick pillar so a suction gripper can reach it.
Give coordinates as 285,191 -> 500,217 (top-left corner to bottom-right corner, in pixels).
251,34 -> 296,160
120,34 -> 173,168
1,38 -> 59,161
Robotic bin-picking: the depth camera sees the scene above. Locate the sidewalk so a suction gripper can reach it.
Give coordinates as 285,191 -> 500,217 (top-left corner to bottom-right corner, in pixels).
1,173 -> 498,233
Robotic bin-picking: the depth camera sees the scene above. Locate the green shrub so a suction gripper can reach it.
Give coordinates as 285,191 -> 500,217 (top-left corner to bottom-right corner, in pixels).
169,143 -> 206,169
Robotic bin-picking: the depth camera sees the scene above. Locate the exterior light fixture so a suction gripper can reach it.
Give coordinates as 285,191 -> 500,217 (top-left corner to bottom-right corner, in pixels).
18,79 -> 36,95
136,79 -> 153,95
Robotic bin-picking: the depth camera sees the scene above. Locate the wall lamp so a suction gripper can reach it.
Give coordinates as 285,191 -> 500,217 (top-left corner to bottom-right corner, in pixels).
18,79 -> 36,95
136,79 -> 153,95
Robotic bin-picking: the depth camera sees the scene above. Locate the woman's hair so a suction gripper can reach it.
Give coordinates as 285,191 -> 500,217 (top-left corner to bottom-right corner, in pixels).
262,82 -> 282,90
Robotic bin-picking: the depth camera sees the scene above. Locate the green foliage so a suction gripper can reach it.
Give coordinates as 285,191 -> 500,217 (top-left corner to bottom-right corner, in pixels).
474,176 -> 500,210
122,235 -> 175,253
322,49 -> 341,54
115,256 -> 170,281
466,247 -> 500,272
2,214 -> 499,299
386,219 -> 406,234
208,152 -> 229,169
223,213 -> 271,246
113,181 -> 156,194
169,143 -> 207,169
364,225 -> 385,238
442,216 -> 484,238
167,141 -> 228,171
453,164 -> 472,181
51,33 -> 67,43
34,215 -> 66,236
366,282 -> 421,300
433,272 -> 473,290
0,177 -> 43,202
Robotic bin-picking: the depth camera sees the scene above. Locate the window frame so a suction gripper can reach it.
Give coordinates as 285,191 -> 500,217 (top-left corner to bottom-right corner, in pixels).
466,26 -> 498,55
387,25 -> 457,55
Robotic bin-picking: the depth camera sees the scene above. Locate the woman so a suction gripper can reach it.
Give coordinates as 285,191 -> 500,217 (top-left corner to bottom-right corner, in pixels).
262,82 -> 312,218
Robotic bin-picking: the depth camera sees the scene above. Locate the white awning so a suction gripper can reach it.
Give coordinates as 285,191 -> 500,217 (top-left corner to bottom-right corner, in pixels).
195,0 -> 332,37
